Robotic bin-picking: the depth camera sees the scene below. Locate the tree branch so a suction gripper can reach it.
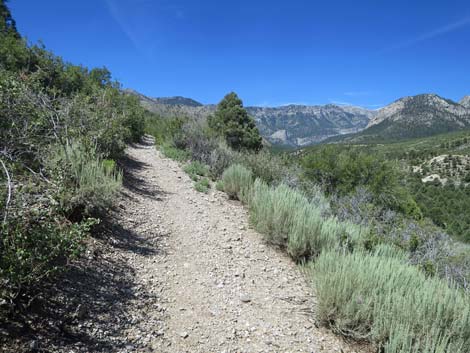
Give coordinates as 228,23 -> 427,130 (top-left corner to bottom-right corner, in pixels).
0,158 -> 12,225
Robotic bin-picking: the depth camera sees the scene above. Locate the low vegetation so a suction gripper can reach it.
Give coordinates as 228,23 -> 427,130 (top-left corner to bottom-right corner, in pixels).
221,164 -> 253,202
0,2 -> 145,304
312,250 -> 470,353
194,177 -> 210,193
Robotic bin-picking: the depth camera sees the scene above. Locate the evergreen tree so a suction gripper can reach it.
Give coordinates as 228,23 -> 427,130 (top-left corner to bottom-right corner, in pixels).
208,92 -> 262,151
0,0 -> 18,36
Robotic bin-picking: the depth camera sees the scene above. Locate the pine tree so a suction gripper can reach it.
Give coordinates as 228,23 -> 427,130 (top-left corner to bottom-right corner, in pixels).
0,0 -> 19,37
208,92 -> 262,151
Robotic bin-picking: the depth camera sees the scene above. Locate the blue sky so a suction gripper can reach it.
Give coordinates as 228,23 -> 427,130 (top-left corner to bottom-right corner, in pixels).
9,0 -> 470,107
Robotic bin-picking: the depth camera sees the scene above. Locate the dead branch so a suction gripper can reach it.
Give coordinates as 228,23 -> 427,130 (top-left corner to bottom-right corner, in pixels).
0,158 -> 12,225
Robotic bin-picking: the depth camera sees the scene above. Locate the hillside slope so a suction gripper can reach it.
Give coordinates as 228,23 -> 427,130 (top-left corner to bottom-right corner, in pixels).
332,94 -> 470,143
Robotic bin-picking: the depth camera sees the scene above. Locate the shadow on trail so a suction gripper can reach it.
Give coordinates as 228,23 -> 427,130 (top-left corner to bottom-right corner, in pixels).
0,140 -> 167,352
119,145 -> 169,202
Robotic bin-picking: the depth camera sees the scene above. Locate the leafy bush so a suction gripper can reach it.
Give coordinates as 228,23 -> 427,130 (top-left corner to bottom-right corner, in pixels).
171,119 -> 236,178
311,250 -> 470,353
221,164 -> 253,201
302,145 -> 422,218
0,173 -> 97,301
194,178 -> 210,193
215,180 -> 224,191
247,178 -> 363,259
235,149 -> 291,185
250,181 -> 311,246
161,142 -> 190,162
145,114 -> 186,145
184,161 -> 209,180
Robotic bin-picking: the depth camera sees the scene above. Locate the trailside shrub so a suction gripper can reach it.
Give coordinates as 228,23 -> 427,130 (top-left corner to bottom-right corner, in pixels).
173,119 -> 236,178
0,2 -> 144,308
0,176 -> 97,300
215,180 -> 224,192
247,178 -> 364,259
249,182 -> 310,246
221,164 -> 253,202
311,250 -> 470,353
183,161 -> 209,181
145,114 -> 186,145
46,142 -> 122,217
160,142 -> 190,162
235,150 -> 289,185
194,178 -> 210,193
287,202 -> 324,260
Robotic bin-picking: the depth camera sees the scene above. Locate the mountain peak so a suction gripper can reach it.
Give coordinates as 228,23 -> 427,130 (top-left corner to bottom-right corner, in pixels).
152,96 -> 203,107
350,93 -> 470,142
460,95 -> 470,108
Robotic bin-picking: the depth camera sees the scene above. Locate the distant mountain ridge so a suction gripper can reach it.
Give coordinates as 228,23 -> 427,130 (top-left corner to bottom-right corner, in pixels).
127,90 -> 470,147
126,89 -> 376,146
331,94 -> 470,143
247,104 -> 375,146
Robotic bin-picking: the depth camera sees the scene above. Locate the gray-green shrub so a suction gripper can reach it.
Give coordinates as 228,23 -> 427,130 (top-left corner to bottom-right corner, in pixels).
221,164 -> 253,202
311,250 -> 470,353
47,142 -> 122,216
250,181 -> 312,247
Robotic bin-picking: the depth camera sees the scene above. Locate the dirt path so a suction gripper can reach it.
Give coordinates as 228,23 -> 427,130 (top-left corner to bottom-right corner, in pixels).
115,137 -> 365,353
1,137 -> 367,353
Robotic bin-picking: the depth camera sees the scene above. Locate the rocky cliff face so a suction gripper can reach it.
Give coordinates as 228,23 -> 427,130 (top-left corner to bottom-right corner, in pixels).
246,104 -> 375,146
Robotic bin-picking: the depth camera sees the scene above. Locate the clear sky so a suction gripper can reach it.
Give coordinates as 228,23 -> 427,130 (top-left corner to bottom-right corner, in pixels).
9,0 -> 470,107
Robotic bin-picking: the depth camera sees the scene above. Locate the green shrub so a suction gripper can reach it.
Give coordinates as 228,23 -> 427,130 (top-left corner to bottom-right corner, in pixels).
194,178 -> 210,193
0,180 -> 97,301
221,164 -> 253,202
250,181 -> 309,246
247,179 -> 362,259
47,142 -> 122,216
235,150 -> 289,185
215,180 -> 224,191
0,2 -> 145,307
301,145 -> 422,218
184,161 -> 209,180
287,202 -> 324,259
161,142 -> 190,162
145,115 -> 185,145
311,250 -> 470,353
